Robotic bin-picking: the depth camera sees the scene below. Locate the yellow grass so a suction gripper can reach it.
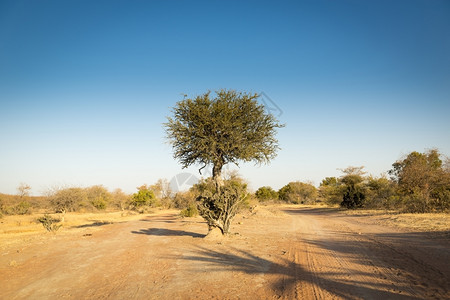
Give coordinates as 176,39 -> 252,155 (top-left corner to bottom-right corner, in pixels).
343,209 -> 450,232
0,210 -> 165,250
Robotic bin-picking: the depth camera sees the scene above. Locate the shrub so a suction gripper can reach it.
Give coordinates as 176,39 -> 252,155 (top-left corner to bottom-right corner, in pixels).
49,187 -> 87,213
341,185 -> 365,209
196,176 -> 248,234
364,176 -> 396,209
278,182 -> 317,204
14,201 -> 31,215
255,186 -> 278,201
180,204 -> 198,217
173,191 -> 196,209
91,197 -> 107,210
130,185 -> 156,210
318,177 -> 343,205
37,214 -> 62,232
110,189 -> 131,210
86,185 -> 111,210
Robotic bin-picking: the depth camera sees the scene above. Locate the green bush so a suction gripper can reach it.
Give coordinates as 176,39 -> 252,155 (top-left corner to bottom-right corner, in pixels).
278,182 -> 317,204
86,185 -> 111,210
180,204 -> 198,217
130,187 -> 156,209
341,185 -> 365,209
91,197 -> 107,210
255,186 -> 278,201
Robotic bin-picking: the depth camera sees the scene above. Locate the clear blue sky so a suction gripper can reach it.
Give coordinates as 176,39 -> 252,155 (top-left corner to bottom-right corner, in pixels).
1,0 -> 449,195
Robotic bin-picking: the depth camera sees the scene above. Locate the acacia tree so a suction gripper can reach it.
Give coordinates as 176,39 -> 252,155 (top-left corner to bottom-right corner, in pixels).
389,149 -> 450,212
165,89 -> 283,234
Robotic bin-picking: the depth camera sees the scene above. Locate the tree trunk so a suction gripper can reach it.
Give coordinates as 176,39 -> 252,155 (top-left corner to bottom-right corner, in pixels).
212,163 -> 224,192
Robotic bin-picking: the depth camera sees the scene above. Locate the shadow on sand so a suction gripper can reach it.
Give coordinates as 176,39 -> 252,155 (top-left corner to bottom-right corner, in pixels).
131,228 -> 205,238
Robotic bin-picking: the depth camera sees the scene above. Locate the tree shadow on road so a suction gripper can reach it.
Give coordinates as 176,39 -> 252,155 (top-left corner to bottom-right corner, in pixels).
175,246 -> 422,299
131,228 -> 205,238
74,221 -> 115,228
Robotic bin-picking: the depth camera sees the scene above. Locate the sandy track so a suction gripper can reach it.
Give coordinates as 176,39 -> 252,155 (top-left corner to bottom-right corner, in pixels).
1,207 -> 449,299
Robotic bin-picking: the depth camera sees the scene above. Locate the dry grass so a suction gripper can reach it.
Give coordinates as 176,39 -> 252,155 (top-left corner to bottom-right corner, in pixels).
0,210 -> 166,250
343,209 -> 450,232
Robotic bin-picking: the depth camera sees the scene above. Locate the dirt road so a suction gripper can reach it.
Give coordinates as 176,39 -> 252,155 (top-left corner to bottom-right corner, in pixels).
1,206 -> 449,299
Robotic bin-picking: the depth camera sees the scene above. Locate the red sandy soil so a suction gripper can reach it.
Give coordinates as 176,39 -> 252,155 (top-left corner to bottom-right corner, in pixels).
1,206 -> 449,299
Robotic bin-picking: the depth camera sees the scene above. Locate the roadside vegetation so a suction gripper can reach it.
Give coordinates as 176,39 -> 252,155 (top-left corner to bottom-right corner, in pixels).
1,149 -> 448,223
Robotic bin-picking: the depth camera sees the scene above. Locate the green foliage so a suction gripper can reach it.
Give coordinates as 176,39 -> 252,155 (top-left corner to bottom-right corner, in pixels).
164,89 -> 284,177
278,181 -> 317,204
255,186 -> 278,201
86,185 -> 111,210
180,204 -> 198,217
196,176 -> 248,234
319,177 -> 343,205
341,185 -> 365,209
364,176 -> 396,209
37,214 -> 62,232
14,201 -> 31,215
130,185 -> 156,210
339,166 -> 366,209
389,149 -> 442,194
389,149 -> 450,212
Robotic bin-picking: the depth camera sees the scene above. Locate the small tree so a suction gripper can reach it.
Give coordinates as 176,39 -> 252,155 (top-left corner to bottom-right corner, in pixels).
365,175 -> 396,209
389,149 -> 450,212
151,178 -> 173,208
339,166 -> 366,209
319,177 -> 343,205
49,187 -> 87,214
255,186 -> 278,201
165,89 -> 283,234
111,188 -> 131,210
86,185 -> 111,210
17,183 -> 31,198
130,185 -> 156,212
15,183 -> 32,214
278,181 -> 317,204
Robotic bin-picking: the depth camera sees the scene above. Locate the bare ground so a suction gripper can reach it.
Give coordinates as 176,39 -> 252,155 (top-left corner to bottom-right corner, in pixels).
1,206 -> 449,299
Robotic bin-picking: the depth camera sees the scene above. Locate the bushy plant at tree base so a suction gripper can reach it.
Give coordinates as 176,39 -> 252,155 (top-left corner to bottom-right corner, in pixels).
165,89 -> 283,235
196,178 -> 247,234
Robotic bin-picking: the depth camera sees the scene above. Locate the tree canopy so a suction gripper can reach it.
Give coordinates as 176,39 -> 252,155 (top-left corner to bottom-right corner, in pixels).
164,89 -> 284,183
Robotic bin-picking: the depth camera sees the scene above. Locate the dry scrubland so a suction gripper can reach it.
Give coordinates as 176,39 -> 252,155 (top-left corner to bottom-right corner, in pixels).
1,205 -> 449,245
0,210 -> 147,249
1,204 -> 449,299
